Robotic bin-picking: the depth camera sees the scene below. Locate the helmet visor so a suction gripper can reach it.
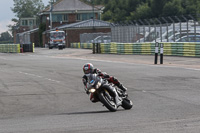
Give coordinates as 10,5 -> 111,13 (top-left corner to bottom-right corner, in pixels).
84,69 -> 91,74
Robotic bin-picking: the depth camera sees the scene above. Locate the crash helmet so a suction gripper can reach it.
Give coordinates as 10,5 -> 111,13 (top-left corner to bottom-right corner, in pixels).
83,63 -> 94,74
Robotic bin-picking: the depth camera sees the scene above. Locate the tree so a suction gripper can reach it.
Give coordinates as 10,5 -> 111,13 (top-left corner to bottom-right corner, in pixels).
8,0 -> 45,35
183,0 -> 200,15
0,32 -> 13,43
162,0 -> 183,16
11,0 -> 44,18
128,3 -> 152,20
151,0 -> 167,18
102,10 -> 112,21
38,23 -> 46,47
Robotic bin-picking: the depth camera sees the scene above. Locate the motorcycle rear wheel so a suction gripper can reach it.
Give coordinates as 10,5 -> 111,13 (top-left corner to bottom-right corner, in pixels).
98,92 -> 117,112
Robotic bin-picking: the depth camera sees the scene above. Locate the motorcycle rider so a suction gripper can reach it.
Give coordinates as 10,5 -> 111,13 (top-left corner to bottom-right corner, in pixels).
82,63 -> 127,100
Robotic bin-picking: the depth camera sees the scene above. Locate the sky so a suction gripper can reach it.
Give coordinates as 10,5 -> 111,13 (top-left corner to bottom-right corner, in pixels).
0,0 -> 50,34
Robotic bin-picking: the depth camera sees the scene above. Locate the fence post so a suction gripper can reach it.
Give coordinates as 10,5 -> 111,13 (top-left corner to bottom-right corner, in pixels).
162,17 -> 169,42
98,43 -> 101,53
93,43 -> 95,54
96,43 -> 101,53
154,42 -> 159,64
33,43 -> 35,52
160,43 -> 164,64
96,43 -> 99,53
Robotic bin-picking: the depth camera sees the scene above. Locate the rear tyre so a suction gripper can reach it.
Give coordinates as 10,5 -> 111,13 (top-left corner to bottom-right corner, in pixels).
121,98 -> 133,110
98,92 -> 117,112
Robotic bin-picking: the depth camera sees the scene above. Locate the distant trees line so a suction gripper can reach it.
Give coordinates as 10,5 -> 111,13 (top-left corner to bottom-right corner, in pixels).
83,0 -> 200,22
2,0 -> 199,44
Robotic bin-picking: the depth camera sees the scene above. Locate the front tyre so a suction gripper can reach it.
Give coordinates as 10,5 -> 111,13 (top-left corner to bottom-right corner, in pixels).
121,98 -> 133,110
98,92 -> 117,112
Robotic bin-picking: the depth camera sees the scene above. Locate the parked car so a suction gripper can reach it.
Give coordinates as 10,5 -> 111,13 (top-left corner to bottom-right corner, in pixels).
88,36 -> 111,43
176,35 -> 200,42
158,31 -> 200,42
155,29 -> 192,42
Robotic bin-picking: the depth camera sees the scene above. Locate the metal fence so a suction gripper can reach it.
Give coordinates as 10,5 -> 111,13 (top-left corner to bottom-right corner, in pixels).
80,32 -> 111,44
16,28 -> 39,45
80,16 -> 200,44
110,15 -> 200,43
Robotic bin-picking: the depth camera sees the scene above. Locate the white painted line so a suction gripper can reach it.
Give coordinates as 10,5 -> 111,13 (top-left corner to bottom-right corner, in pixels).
18,71 -> 61,83
22,54 -> 200,72
51,56 -> 200,72
185,68 -> 200,71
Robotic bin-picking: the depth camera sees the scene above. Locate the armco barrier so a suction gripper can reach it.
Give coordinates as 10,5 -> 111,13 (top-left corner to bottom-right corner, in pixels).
0,44 -> 20,53
71,42 -> 200,57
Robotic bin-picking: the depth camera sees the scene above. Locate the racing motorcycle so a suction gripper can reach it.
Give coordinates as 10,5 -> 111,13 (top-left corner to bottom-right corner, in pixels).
85,73 -> 133,112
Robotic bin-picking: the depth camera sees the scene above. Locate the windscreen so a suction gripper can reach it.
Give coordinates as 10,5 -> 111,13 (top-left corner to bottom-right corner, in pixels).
50,32 -> 65,39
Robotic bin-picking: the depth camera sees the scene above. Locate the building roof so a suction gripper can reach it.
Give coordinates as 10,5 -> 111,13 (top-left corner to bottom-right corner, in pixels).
58,19 -> 111,29
41,0 -> 103,13
17,28 -> 39,36
44,19 -> 111,33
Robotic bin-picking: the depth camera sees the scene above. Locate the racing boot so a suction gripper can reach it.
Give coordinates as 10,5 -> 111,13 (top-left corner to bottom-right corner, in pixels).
118,84 -> 128,96
118,84 -> 127,92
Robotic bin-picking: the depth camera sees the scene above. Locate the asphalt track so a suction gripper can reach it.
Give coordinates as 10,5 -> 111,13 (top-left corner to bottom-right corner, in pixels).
0,48 -> 200,133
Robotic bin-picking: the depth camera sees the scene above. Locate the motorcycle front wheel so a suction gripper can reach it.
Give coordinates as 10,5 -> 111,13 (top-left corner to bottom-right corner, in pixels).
98,91 -> 117,112
121,98 -> 133,110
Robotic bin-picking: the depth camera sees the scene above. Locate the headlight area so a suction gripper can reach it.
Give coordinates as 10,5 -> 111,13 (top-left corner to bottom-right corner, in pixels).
96,82 -> 101,89
89,88 -> 96,93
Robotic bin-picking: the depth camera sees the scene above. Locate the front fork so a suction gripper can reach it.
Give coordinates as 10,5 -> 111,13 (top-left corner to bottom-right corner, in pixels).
104,89 -> 113,101
112,88 -> 122,105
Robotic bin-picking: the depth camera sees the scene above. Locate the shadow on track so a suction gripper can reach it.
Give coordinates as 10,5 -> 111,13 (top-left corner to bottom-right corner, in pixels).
57,109 -> 124,116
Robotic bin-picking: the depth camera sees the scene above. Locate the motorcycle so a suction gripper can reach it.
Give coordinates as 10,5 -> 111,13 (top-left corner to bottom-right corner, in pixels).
85,73 -> 133,112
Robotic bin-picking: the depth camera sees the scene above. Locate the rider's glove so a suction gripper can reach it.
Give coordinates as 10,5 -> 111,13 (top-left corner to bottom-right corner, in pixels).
94,68 -> 101,74
84,86 -> 89,94
86,90 -> 89,94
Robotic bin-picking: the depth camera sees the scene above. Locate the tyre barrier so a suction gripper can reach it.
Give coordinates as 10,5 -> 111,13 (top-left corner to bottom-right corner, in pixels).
0,44 -> 35,53
70,43 -> 92,49
0,44 -> 20,53
100,42 -> 200,57
71,42 -> 200,57
100,43 -> 155,55
162,42 -> 200,57
81,43 -> 93,49
23,44 -> 34,52
71,43 -> 81,48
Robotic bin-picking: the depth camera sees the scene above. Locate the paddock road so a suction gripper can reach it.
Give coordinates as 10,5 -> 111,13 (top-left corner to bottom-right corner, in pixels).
0,48 -> 200,133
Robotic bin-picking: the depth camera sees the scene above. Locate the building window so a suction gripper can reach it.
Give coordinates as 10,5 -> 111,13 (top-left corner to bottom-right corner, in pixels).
52,14 -> 68,22
77,14 -> 81,21
63,14 -> 68,22
52,14 -> 63,22
20,18 -> 37,27
77,13 -> 94,21
22,20 -> 28,26
29,20 -> 33,26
